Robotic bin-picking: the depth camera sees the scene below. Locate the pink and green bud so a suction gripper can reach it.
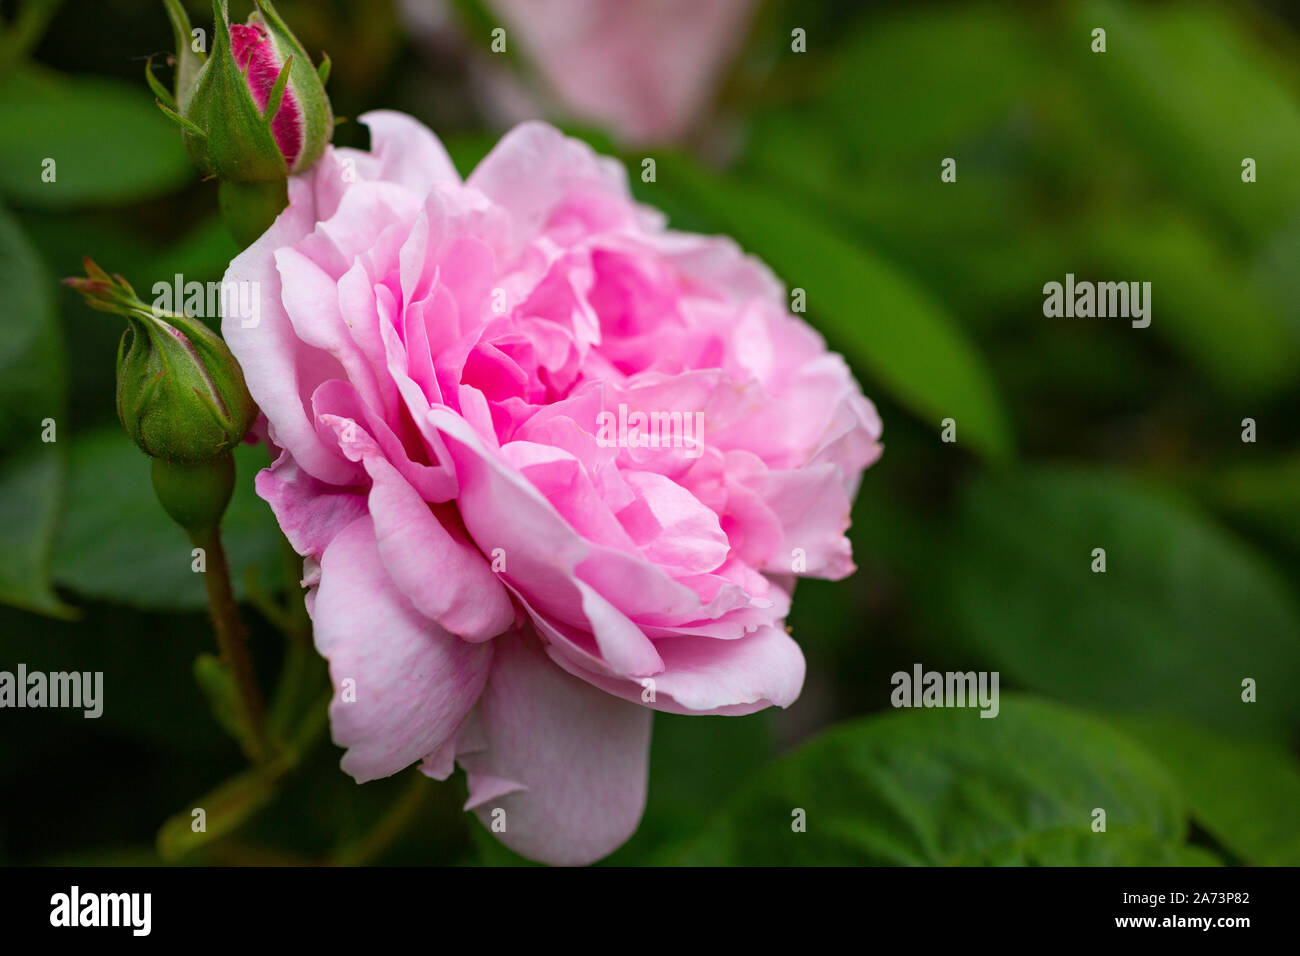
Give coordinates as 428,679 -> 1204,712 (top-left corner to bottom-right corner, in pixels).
64,258 -> 256,467
153,0 -> 333,182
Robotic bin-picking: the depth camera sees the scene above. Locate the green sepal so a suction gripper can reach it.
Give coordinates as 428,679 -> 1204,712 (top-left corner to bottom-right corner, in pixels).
162,0 -> 207,108
252,0 -> 334,173
156,98 -> 208,139
262,55 -> 293,129
145,56 -> 176,109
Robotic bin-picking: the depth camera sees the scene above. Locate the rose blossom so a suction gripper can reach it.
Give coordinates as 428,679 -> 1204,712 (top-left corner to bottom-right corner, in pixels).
223,112 -> 881,864
483,0 -> 756,144
401,0 -> 757,145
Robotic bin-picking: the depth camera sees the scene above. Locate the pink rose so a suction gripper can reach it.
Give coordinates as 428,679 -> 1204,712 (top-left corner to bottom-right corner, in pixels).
486,0 -> 757,144
402,0 -> 757,145
223,112 -> 881,864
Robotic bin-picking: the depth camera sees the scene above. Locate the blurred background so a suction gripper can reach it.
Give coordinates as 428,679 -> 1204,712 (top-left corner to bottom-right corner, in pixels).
1,0 -> 1298,865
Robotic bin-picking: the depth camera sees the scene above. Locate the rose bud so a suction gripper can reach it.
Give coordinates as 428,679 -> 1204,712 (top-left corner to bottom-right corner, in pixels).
65,259 -> 258,535
64,258 -> 256,466
151,0 -> 334,244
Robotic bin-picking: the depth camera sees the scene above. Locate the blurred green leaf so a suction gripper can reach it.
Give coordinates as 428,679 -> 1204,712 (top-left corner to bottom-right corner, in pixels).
1199,453 -> 1300,556
742,4 -> 1087,330
0,67 -> 192,209
1251,220 -> 1300,343
944,467 -> 1300,737
0,449 -> 73,617
1067,0 -> 1300,242
826,4 -> 1043,168
51,426 -> 281,610
654,155 -> 1014,462
0,205 -> 72,617
0,205 -> 64,446
658,697 -> 1187,865
1080,209 -> 1297,397
745,107 -> 1071,330
1117,715 -> 1300,866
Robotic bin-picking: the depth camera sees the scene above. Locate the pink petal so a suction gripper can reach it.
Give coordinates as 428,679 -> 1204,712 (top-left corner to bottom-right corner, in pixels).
362,450 -> 516,642
313,516 -> 493,781
618,469 -> 729,575
255,449 -> 367,560
451,628 -> 651,865
429,408 -> 666,675
548,623 -> 806,715
337,110 -> 462,194
466,121 -> 633,249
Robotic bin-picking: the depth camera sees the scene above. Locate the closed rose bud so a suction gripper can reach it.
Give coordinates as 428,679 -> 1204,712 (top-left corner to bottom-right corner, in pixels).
64,258 -> 256,467
151,1 -> 334,243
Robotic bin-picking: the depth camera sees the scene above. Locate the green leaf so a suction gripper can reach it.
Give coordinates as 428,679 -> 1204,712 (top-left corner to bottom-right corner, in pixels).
1067,0 -> 1300,242
1079,210 -> 1297,398
944,467 -> 1300,737
1199,453 -> 1300,556
0,206 -> 64,450
651,155 -> 1014,462
658,697 -> 1187,865
51,427 -> 281,610
0,450 -> 73,618
826,5 -> 1043,168
1118,716 -> 1300,866
0,67 -> 192,209
0,206 -> 72,617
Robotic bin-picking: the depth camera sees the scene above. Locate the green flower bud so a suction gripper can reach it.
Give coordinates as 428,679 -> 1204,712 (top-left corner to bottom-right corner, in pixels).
154,0 -> 334,184
64,258 -> 256,466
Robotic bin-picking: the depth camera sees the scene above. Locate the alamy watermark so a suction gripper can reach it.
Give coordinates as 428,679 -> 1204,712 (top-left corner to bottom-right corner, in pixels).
50,886 -> 150,936
1042,273 -> 1151,328
891,663 -> 999,718
153,274 -> 260,328
595,403 -> 705,459
0,664 -> 102,718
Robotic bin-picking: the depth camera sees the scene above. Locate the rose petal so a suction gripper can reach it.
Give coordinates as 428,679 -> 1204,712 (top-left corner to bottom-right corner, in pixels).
314,516 -> 492,781
452,628 -> 651,865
